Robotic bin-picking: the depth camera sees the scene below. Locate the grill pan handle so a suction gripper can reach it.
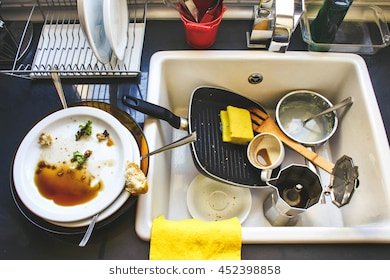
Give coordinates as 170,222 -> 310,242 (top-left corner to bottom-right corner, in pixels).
122,95 -> 188,130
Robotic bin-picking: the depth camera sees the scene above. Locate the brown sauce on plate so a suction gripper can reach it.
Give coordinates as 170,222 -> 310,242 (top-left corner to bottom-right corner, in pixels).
34,161 -> 103,206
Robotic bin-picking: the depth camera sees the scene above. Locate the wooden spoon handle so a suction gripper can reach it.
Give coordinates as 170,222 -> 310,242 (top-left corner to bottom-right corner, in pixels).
277,130 -> 335,174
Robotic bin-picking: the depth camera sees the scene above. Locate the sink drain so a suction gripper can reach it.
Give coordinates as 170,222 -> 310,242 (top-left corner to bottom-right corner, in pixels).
248,73 -> 263,84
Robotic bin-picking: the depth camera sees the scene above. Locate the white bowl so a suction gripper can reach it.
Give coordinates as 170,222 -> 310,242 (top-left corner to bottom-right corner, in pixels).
187,174 -> 252,223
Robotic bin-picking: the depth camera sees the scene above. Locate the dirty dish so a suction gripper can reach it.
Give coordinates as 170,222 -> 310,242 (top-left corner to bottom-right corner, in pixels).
247,132 -> 285,181
13,106 -> 138,223
187,174 -> 252,223
11,102 -> 149,233
78,0 -> 112,64
275,90 -> 338,146
103,0 -> 128,61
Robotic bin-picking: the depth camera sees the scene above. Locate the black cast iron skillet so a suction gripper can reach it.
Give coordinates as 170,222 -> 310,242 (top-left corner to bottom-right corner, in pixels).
123,86 -> 278,188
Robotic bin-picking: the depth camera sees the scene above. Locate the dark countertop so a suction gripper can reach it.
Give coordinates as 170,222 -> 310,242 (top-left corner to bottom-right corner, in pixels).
1,19 -> 390,260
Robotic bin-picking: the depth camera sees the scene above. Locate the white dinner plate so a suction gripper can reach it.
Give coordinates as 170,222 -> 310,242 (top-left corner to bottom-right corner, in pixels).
48,126 -> 140,228
187,174 -> 252,223
13,107 -> 137,223
77,0 -> 112,64
48,189 -> 130,228
103,0 -> 128,61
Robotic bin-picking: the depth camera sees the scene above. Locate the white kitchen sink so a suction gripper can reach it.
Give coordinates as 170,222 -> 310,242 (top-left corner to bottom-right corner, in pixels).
135,50 -> 390,243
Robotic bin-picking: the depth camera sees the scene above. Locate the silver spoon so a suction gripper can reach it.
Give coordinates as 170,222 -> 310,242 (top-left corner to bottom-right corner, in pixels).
78,213 -> 99,247
303,96 -> 353,125
51,67 -> 68,109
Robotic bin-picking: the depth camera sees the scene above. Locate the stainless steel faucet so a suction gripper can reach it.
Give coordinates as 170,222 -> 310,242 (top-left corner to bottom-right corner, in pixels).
247,0 -> 304,52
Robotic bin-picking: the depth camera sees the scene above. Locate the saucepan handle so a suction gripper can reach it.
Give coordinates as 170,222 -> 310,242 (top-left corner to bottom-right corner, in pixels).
122,95 -> 187,130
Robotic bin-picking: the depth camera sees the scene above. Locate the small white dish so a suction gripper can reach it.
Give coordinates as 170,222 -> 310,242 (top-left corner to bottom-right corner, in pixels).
103,0 -> 128,61
13,107 -> 138,223
77,0 -> 112,64
187,174 -> 252,223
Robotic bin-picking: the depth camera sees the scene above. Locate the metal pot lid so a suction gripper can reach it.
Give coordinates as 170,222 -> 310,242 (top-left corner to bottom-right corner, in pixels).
329,155 -> 359,207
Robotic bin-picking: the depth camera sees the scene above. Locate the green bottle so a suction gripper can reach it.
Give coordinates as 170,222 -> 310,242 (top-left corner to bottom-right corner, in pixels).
310,0 -> 353,50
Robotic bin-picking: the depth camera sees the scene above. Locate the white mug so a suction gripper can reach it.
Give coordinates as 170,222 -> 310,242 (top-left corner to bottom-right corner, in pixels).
247,132 -> 285,181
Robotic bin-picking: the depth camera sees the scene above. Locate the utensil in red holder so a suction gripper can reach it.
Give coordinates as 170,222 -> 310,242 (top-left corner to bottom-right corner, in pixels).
200,0 -> 222,23
177,0 -> 198,22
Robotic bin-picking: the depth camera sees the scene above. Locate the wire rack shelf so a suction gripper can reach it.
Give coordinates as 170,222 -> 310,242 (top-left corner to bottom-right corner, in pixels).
0,0 -> 146,80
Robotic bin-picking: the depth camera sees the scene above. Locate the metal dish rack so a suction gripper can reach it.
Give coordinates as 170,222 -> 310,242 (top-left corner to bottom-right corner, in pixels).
0,0 -> 147,80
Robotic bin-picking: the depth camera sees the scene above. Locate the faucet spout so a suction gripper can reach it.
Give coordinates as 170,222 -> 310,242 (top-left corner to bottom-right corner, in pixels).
247,0 -> 305,52
268,0 -> 294,52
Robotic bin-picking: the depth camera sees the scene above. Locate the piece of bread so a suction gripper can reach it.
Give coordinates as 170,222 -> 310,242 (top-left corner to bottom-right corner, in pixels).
124,162 -> 148,195
38,132 -> 53,146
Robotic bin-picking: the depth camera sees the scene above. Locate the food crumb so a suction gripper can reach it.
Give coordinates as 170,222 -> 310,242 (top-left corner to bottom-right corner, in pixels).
96,130 -> 114,146
96,130 -> 109,141
38,132 -> 53,146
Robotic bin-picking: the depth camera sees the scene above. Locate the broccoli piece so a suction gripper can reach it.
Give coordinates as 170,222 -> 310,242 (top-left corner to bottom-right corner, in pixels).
71,150 -> 92,169
75,120 -> 92,141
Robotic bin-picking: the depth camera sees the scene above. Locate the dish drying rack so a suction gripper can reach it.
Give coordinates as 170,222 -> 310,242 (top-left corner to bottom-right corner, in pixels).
0,0 -> 147,80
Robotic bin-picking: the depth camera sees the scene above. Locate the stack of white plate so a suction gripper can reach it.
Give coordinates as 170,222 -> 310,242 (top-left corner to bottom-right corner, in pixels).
77,0 -> 129,63
12,107 -> 140,228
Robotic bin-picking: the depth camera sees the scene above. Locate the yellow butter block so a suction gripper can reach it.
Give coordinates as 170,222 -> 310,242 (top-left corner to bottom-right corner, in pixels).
220,110 -> 231,142
227,105 -> 254,144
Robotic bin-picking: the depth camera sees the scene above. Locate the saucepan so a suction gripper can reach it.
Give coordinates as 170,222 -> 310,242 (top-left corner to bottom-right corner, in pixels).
123,86 -> 273,188
275,90 -> 338,146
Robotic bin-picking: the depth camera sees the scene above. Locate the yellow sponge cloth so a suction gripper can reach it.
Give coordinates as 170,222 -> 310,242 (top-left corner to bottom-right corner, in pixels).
220,106 -> 254,144
149,216 -> 242,260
